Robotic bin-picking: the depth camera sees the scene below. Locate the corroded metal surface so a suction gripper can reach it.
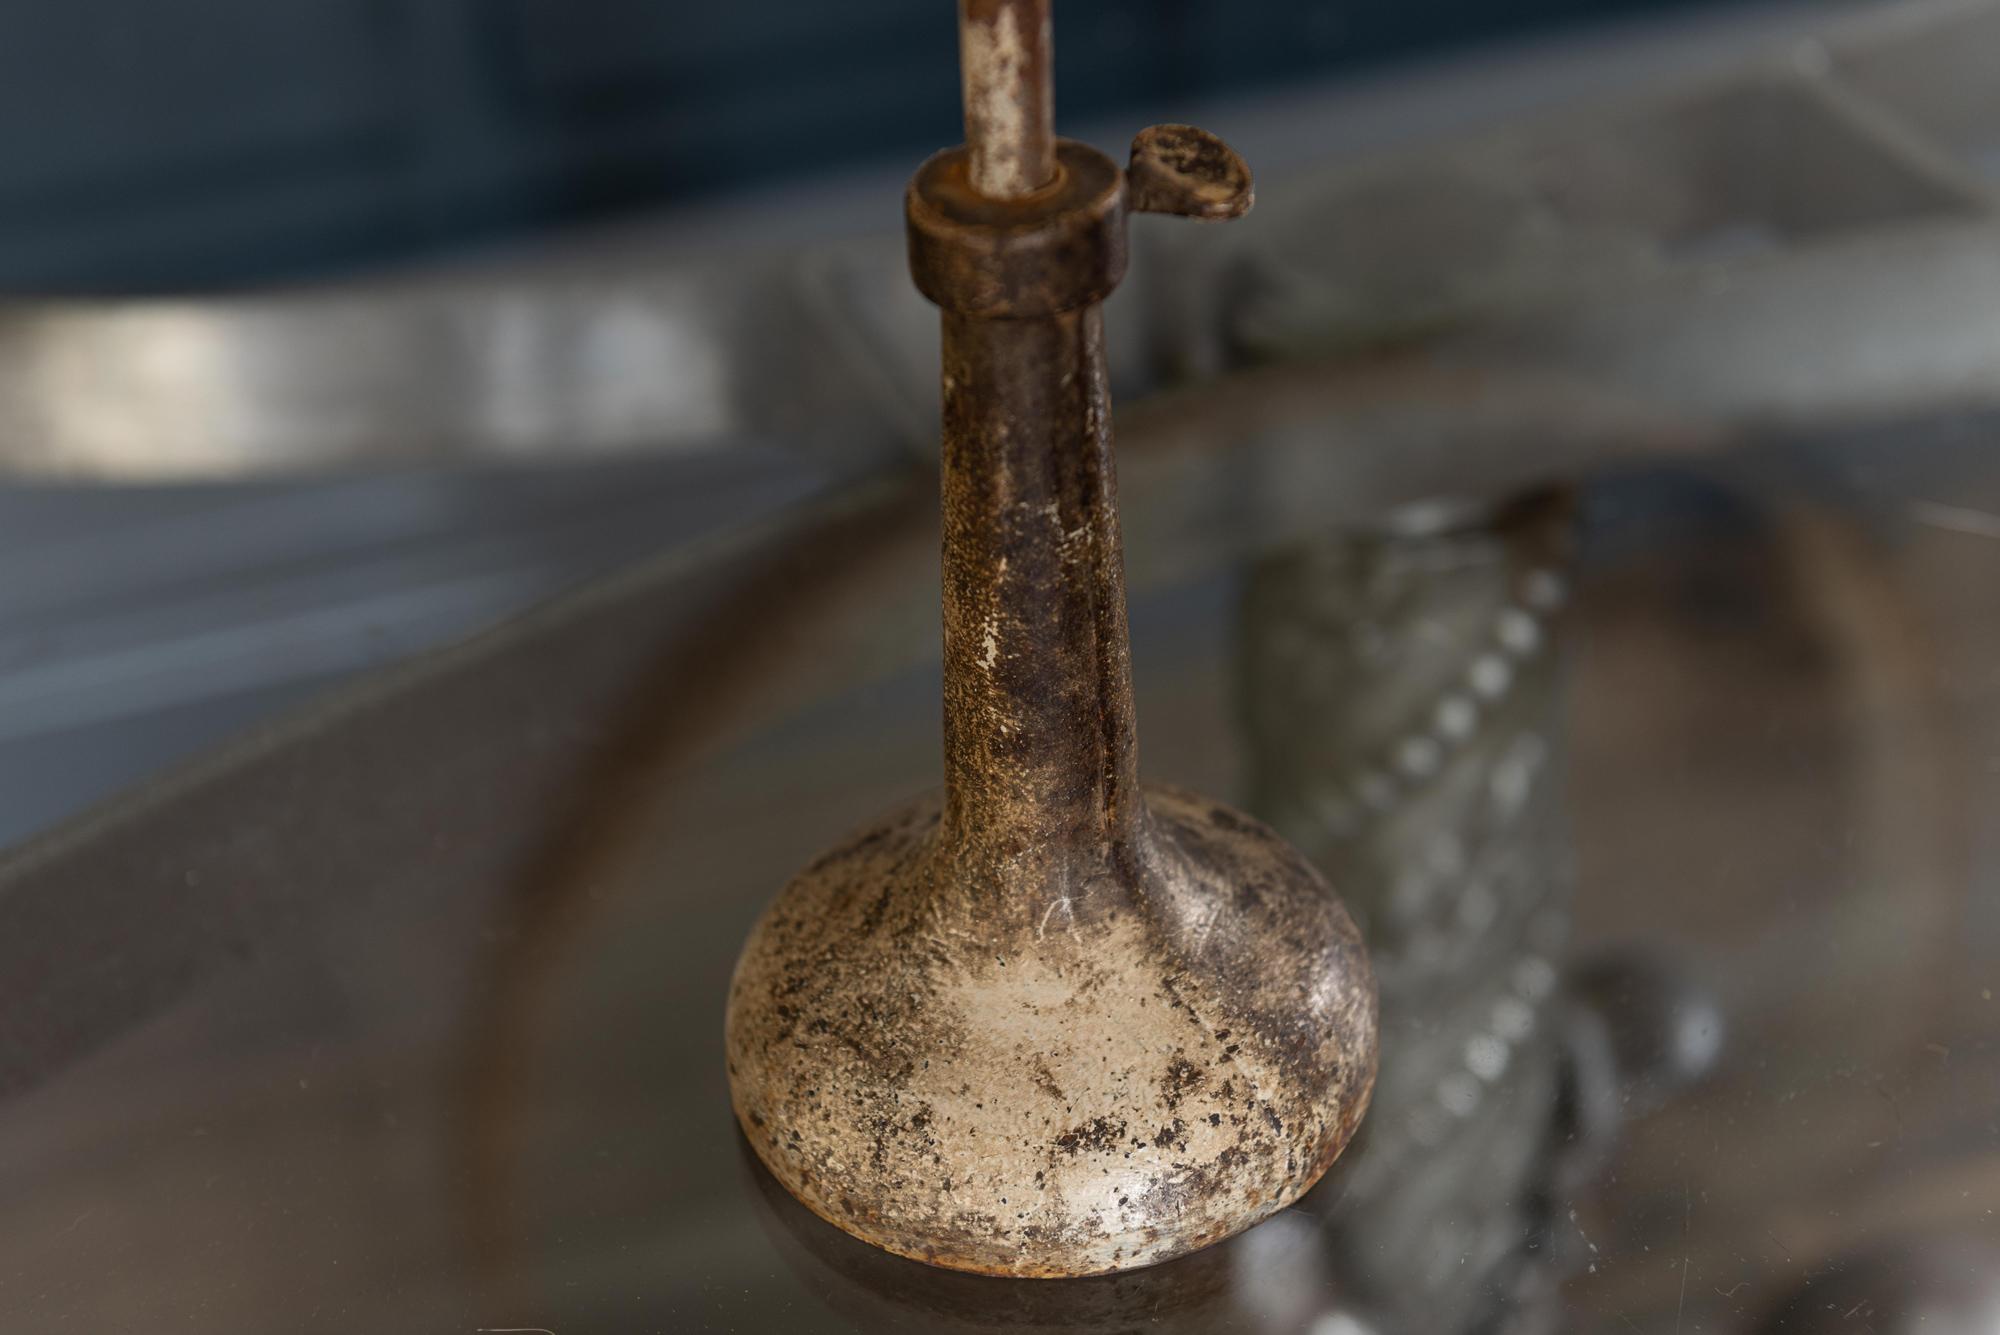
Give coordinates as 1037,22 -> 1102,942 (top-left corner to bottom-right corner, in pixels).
958,0 -> 1054,200
905,141 -> 1127,319
1127,125 -> 1256,220
725,0 -> 1376,1278
726,787 -> 1375,1276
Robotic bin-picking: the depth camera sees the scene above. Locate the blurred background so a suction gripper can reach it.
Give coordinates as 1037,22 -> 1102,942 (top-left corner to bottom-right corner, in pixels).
4,1 -> 2000,1331
7,0 -> 1919,845
8,0 -> 1727,292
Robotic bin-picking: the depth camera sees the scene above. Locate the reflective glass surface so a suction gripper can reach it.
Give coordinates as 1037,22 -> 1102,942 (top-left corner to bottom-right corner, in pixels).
3,422 -> 1998,1334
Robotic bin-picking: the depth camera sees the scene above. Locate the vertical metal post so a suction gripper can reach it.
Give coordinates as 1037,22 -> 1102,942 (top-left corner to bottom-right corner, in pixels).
958,0 -> 1056,199
727,2 -> 1373,1280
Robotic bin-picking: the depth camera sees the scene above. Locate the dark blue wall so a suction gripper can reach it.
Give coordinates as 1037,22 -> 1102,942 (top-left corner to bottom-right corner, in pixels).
0,0 -> 1712,292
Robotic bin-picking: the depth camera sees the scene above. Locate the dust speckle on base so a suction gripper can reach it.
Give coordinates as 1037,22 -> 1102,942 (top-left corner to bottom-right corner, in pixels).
726,785 -> 1377,1277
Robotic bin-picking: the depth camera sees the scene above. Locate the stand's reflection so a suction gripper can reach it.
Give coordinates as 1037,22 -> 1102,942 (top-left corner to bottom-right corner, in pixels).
744,1129 -> 1275,1333
1241,488 -> 1591,1334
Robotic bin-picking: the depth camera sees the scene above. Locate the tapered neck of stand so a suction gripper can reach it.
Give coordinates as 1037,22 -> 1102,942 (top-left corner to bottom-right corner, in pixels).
934,0 -> 1147,883
937,305 -> 1146,879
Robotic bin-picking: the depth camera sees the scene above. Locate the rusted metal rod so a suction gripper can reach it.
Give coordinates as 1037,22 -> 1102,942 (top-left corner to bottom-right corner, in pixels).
958,0 -> 1055,199
726,3 -> 1376,1279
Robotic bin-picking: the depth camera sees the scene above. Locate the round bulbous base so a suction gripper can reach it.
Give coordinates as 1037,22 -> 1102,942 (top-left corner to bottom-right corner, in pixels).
725,785 -> 1378,1277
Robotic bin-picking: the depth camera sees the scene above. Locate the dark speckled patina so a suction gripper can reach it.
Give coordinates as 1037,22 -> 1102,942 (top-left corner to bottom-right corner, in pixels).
724,0 -> 1376,1278
728,786 -> 1376,1277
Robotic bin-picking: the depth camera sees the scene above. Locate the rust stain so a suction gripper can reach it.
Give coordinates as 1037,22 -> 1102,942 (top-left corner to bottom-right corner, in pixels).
724,0 -> 1376,1280
727,785 -> 1377,1276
